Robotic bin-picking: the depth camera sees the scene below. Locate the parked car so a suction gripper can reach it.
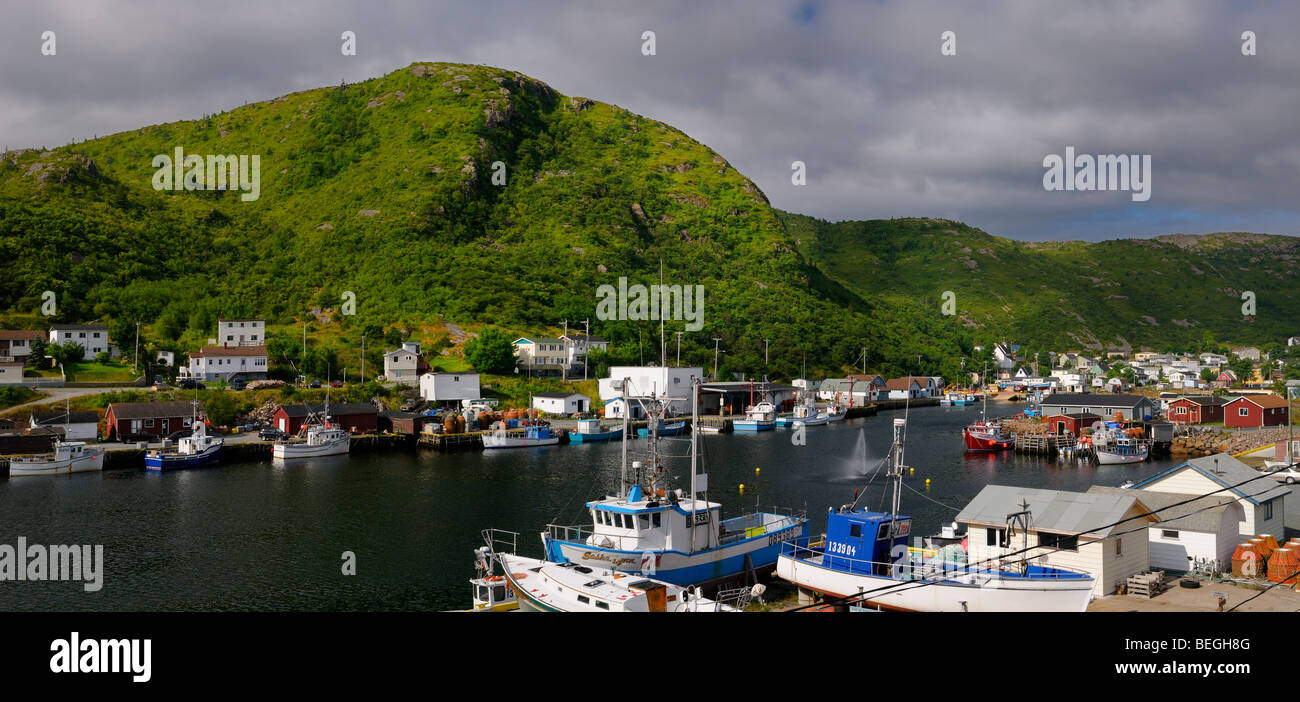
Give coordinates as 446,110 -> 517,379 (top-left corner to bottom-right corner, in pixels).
309,380 -> 321,389
259,427 -> 287,441
165,430 -> 191,441
330,380 -> 343,388
1268,465 -> 1300,484
178,379 -> 206,390
229,379 -> 247,391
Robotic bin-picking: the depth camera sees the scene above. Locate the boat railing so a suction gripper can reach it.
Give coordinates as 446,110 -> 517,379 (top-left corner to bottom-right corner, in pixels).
779,542 -> 1093,581
482,528 -> 519,556
545,523 -> 593,544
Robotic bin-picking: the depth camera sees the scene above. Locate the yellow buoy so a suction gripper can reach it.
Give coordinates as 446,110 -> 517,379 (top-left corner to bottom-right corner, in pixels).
739,483 -> 745,494
909,467 -> 914,475
925,478 -> 932,491
755,467 -> 760,475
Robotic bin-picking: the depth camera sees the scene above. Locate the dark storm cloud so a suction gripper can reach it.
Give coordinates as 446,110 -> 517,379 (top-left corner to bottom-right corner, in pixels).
1,0 -> 1296,240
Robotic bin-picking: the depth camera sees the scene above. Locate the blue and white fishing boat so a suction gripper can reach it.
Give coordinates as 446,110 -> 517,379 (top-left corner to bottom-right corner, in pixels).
775,395 -> 828,427
568,418 -> 624,444
483,424 -> 559,449
145,421 -> 223,471
543,380 -> 809,587
776,418 -> 1096,612
733,400 -> 777,432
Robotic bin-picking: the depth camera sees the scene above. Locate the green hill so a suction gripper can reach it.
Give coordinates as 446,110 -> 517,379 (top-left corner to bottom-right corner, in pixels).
783,213 -> 1299,356
0,62 -> 1294,384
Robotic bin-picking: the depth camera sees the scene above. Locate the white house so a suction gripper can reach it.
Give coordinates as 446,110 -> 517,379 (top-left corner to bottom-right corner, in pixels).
598,366 -> 704,414
0,329 -> 43,358
816,378 -> 879,406
532,392 -> 590,416
29,410 -> 99,441
0,361 -> 24,384
602,397 -> 644,420
559,334 -> 608,369
156,350 -> 175,367
182,345 -> 268,381
383,342 -> 422,386
1127,454 -> 1289,539
1089,486 -> 1243,574
992,342 -> 1016,369
420,372 -> 481,407
957,485 -> 1155,596
217,318 -> 265,346
49,324 -> 111,357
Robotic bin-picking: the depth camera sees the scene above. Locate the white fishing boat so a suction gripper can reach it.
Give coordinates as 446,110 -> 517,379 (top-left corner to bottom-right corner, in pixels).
145,421 -> 223,470
499,552 -> 738,612
542,380 -> 809,587
824,402 -> 847,422
482,424 -> 560,448
776,395 -> 828,427
466,530 -> 520,612
1094,436 -> 1149,465
272,400 -> 351,459
8,439 -> 104,477
734,400 -> 777,432
776,418 -> 1097,612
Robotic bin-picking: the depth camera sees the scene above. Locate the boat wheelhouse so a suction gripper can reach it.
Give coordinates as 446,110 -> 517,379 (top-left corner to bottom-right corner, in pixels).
543,379 -> 809,588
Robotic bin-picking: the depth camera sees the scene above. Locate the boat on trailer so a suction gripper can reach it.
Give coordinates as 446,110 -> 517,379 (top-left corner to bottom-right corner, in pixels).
542,380 -> 809,588
777,418 -> 1096,612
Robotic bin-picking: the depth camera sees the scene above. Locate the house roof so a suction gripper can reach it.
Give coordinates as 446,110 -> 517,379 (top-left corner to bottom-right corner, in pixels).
107,401 -> 202,420
0,330 -> 45,340
383,348 -> 419,359
1129,453 -> 1291,505
190,345 -> 267,358
1088,486 -> 1238,533
1173,395 -> 1227,407
1041,393 -> 1149,408
514,337 -> 564,345
30,411 -> 99,425
1225,394 -> 1288,409
534,392 -> 588,399
955,485 -> 1149,537
50,324 -> 108,331
884,377 -> 922,390
277,403 -> 378,417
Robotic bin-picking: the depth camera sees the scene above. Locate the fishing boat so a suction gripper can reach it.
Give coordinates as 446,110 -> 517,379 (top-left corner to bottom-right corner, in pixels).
824,402 -> 847,422
272,408 -> 351,459
636,420 -> 687,437
568,418 -> 624,444
483,424 -> 560,449
734,400 -> 777,432
499,552 -> 738,612
776,418 -> 1097,612
1094,436 -> 1149,465
963,377 -> 1013,451
145,421 -> 223,471
466,530 -> 520,612
776,395 -> 829,427
7,439 -> 104,477
542,380 -> 809,588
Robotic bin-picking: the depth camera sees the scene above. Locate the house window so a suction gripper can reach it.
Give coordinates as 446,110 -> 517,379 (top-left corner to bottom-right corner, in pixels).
986,527 -> 1007,548
1176,406 -> 1187,415
1161,530 -> 1180,540
1039,532 -> 1078,551
1115,538 -> 1123,557
1264,501 -> 1274,521
1239,408 -> 1249,417
144,419 -> 154,427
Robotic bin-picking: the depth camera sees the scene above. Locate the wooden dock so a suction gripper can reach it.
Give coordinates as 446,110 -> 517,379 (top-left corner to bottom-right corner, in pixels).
417,431 -> 487,451
1014,434 -> 1074,455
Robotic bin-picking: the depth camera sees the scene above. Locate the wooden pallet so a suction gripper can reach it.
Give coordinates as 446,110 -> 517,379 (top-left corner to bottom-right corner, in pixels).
1126,571 -> 1167,598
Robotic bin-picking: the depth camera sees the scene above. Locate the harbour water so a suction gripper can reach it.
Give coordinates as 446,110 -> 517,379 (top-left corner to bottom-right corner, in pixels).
0,401 -> 1289,611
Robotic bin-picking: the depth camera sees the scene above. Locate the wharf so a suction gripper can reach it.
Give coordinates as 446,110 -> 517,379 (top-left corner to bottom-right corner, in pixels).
1014,434 -> 1074,455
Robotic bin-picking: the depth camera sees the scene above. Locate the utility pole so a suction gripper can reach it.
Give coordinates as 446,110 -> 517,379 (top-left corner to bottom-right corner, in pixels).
861,347 -> 867,375
712,338 -> 722,380
675,331 -> 684,367
763,339 -> 770,367
582,318 -> 590,381
361,334 -> 366,383
133,322 -> 140,373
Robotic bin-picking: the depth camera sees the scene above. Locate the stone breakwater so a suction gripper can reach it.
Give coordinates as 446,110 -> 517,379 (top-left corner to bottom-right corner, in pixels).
1171,427 -> 1294,457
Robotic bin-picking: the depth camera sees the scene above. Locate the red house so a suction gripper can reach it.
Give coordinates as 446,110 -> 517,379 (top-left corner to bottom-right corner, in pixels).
1044,413 -> 1100,436
1166,396 -> 1227,425
1223,395 -> 1290,429
273,403 -> 378,435
105,401 -> 203,441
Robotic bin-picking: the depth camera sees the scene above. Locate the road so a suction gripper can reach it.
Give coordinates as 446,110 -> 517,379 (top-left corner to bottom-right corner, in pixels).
3,386 -> 140,414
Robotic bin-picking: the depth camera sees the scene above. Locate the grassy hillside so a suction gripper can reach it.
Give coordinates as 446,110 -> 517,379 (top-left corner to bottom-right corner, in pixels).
783,213 -> 1299,355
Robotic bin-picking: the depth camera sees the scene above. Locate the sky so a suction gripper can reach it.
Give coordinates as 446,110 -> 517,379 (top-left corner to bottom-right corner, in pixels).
1,0 -> 1297,241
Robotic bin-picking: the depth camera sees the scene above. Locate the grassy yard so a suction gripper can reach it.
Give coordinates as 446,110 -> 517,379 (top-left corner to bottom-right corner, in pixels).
0,386 -> 44,412
62,361 -> 141,383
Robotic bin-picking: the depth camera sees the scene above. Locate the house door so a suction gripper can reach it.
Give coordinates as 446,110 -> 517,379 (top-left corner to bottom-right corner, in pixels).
1056,421 -> 1067,435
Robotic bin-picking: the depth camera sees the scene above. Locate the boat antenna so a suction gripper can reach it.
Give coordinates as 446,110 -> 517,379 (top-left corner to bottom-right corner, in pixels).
620,377 -> 629,500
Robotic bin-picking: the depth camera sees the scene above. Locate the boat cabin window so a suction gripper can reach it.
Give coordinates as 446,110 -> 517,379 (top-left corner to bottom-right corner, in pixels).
493,586 -> 507,601
476,585 -> 487,601
595,601 -> 609,610
876,523 -> 890,541
639,514 -> 650,529
577,595 -> 590,604
652,513 -> 661,527
849,524 -> 861,538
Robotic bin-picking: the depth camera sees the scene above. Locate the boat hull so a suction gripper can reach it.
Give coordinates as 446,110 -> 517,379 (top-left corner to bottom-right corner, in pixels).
8,452 -> 104,476
272,437 -> 350,459
1095,447 -> 1148,465
482,434 -> 560,448
636,422 -> 686,437
963,428 -> 1011,451
776,553 -> 1095,612
568,429 -> 623,443
145,444 -> 222,471
733,420 -> 775,432
543,519 -> 808,587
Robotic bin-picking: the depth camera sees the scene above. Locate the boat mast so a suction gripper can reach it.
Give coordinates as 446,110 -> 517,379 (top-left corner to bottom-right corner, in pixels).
619,378 -> 629,500
690,377 -> 698,553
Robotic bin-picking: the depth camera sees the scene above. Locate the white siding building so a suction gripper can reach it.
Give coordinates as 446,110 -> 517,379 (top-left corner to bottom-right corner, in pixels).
383,342 -> 422,386
598,366 -> 704,414
49,324 -> 111,357
420,372 -> 481,406
1128,454 -> 1289,539
0,361 -> 23,384
29,410 -> 99,441
182,345 -> 269,381
532,392 -> 590,416
957,485 -> 1156,596
1090,486 -> 1243,574
217,318 -> 265,346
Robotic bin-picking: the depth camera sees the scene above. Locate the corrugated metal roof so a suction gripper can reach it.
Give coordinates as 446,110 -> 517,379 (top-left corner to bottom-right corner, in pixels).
1088,486 -> 1237,533
956,485 -> 1143,537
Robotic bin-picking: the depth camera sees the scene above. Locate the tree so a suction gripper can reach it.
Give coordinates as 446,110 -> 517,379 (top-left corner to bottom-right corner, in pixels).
463,328 -> 516,374
1200,367 -> 1217,384
202,390 -> 240,427
24,337 -> 47,369
63,341 -> 85,364
95,351 -> 111,364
